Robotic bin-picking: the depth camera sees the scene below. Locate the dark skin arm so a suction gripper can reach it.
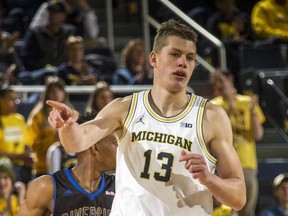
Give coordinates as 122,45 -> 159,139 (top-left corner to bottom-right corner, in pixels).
18,175 -> 53,216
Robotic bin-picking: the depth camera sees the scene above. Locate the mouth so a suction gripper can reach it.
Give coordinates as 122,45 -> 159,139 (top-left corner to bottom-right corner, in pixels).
173,70 -> 186,79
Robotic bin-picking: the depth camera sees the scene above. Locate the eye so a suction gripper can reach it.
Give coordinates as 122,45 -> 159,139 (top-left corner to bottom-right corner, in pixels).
170,52 -> 180,57
187,55 -> 195,61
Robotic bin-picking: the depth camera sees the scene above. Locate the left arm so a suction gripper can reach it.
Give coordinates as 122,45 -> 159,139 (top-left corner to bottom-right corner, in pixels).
250,95 -> 264,140
179,102 -> 246,211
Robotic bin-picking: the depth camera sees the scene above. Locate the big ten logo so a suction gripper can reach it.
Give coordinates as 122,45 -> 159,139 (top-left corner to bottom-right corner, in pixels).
180,122 -> 193,128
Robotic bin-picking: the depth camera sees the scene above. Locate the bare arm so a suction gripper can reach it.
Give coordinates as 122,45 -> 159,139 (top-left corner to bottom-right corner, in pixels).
47,97 -> 131,153
250,95 -> 264,140
204,102 -> 246,210
179,102 -> 246,211
18,176 -> 53,216
14,181 -> 26,205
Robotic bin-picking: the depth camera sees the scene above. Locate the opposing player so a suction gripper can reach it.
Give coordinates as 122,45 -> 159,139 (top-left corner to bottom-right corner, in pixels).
47,19 -> 246,215
18,112 -> 117,216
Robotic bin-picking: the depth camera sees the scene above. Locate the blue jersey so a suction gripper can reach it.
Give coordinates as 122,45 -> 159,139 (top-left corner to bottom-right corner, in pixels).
51,168 -> 115,216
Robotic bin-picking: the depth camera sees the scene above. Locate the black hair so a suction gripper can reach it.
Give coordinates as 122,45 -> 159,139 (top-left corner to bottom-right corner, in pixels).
76,112 -> 98,125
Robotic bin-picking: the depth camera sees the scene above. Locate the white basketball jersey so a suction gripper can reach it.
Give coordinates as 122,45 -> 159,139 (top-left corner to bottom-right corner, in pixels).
111,90 -> 216,216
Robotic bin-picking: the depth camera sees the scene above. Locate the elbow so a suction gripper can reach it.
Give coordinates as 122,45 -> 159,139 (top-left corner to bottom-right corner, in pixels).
233,180 -> 247,211
231,180 -> 247,211
233,195 -> 246,211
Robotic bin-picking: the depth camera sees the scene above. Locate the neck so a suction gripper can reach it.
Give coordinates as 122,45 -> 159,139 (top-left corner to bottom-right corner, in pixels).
150,89 -> 189,117
71,169 -> 102,193
71,158 -> 102,193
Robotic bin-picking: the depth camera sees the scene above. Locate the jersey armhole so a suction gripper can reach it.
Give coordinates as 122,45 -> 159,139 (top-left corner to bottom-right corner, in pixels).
118,92 -> 139,141
196,98 -> 217,165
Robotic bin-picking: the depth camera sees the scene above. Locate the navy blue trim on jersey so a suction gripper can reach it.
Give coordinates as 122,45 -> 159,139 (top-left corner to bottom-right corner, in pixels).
64,168 -> 105,200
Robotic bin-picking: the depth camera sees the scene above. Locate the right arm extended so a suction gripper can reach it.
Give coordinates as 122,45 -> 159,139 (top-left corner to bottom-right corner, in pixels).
46,97 -> 131,153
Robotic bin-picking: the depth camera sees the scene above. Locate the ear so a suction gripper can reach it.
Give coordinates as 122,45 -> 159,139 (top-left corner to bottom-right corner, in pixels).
90,144 -> 99,155
149,51 -> 157,68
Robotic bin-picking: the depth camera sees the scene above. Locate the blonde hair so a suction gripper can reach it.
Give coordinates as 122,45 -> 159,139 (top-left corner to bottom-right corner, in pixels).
28,76 -> 73,125
65,35 -> 84,49
120,38 -> 146,68
86,81 -> 113,113
153,19 -> 198,53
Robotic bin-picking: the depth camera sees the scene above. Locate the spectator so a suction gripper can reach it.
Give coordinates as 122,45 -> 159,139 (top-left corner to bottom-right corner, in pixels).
19,0 -> 75,71
206,0 -> 250,42
27,76 -> 74,177
18,112 -> 117,216
85,81 -> 114,113
46,141 -> 77,173
0,87 -> 34,185
0,11 -> 21,85
206,0 -> 251,89
0,156 -> 26,216
30,0 -> 101,44
0,0 -> 40,28
112,38 -> 153,85
260,173 -> 288,216
57,35 -> 98,85
251,0 -> 288,43
210,68 -> 265,216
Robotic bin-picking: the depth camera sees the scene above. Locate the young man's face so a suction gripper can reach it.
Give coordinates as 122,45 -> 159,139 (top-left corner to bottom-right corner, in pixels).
150,36 -> 196,93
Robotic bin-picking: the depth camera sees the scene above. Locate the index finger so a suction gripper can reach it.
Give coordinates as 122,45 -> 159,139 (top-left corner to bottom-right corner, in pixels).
46,100 -> 64,110
179,151 -> 202,162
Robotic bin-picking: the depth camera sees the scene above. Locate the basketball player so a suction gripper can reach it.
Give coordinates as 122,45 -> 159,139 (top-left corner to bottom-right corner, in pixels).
47,19 -> 246,215
18,112 -> 117,216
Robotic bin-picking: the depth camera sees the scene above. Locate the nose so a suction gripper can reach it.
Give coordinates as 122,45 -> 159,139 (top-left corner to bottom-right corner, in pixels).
177,55 -> 187,68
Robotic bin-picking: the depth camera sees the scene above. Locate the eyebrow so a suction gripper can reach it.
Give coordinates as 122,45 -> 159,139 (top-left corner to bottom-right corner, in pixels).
170,48 -> 195,56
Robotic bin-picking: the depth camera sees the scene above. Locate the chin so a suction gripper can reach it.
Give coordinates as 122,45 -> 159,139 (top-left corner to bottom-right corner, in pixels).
170,82 -> 186,92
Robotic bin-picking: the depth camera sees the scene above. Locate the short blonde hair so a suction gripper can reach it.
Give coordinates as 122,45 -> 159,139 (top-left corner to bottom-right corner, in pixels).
65,35 -> 84,49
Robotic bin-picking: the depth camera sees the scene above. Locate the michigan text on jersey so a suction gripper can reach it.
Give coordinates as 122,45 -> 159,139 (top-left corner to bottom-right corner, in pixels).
131,131 -> 192,151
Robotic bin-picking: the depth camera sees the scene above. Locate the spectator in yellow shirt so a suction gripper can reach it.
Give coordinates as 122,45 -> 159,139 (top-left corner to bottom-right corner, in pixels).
27,76 -> 74,177
0,156 -> 26,216
0,86 -> 34,184
251,0 -> 288,42
210,68 -> 266,216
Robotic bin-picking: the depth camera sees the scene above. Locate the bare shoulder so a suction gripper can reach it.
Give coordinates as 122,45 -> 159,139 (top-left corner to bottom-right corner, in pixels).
110,95 -> 133,107
19,175 -> 54,215
203,101 -> 233,157
27,175 -> 54,195
98,95 -> 132,121
205,101 -> 231,129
